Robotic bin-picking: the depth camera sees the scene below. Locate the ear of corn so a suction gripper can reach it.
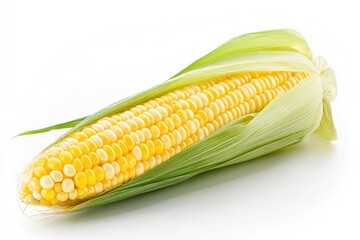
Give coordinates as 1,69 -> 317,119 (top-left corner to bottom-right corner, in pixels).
18,29 -> 336,214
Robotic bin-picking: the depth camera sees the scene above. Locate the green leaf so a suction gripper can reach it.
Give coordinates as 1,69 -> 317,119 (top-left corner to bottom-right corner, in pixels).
15,117 -> 87,137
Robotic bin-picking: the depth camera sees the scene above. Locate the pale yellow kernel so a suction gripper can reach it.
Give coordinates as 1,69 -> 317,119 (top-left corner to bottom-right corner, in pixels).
204,107 -> 215,122
28,178 -> 40,191
112,161 -> 120,174
87,186 -> 95,196
187,120 -> 197,135
185,109 -> 195,120
117,122 -> 131,134
168,132 -> 177,147
94,182 -> 103,193
40,175 -> 54,189
111,177 -> 118,187
174,145 -> 182,154
178,99 -> 190,109
177,110 -> 188,123
138,105 -> 148,112
149,156 -> 156,169
209,102 -> 220,116
90,135 -> 103,148
264,90 -> 273,102
142,128 -> 152,140
171,114 -> 182,128
149,108 -> 162,122
143,112 -> 155,125
66,138 -> 79,146
202,126 -> 210,137
124,110 -> 135,118
178,126 -> 187,141
243,102 -> 251,114
222,96 -> 231,110
127,119 -> 139,131
92,123 -> 105,132
213,84 -> 226,96
130,132 -> 141,145
49,170 -> 63,182
174,90 -> 186,99
219,81 -> 230,92
157,106 -> 169,118
119,113 -> 130,121
197,92 -> 209,107
62,178 -> 75,193
135,162 -> 145,176
47,147 -> 63,157
41,189 -> 55,200
103,163 -> 115,180
32,191 -> 42,200
172,130 -> 182,145
197,128 -> 205,140
161,135 -> 172,150
249,99 -> 256,113
136,130 -> 145,143
214,99 -> 225,114
59,141 -> 71,150
225,95 -> 235,109
110,125 -> 124,138
69,189 -> 78,200
103,129 -> 117,142
93,166 -> 105,181
132,146 -> 142,161
63,164 -> 76,177
161,151 -> 171,162
57,192 -> 68,202
96,148 -> 108,163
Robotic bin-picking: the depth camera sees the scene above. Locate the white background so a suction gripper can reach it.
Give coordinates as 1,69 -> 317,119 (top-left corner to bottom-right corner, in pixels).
1,0 -> 359,239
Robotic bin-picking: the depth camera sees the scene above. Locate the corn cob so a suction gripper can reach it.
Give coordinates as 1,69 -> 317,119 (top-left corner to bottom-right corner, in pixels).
18,29 -> 336,213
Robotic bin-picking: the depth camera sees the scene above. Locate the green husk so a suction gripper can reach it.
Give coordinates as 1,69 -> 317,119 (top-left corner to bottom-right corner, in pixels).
19,29 -> 336,213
